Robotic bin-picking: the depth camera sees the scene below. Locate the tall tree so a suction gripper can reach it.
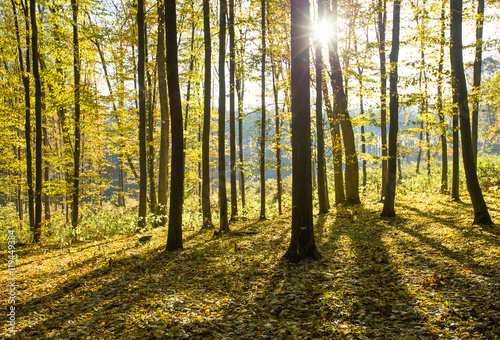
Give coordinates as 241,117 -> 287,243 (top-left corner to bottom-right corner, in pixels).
165,0 -> 185,249
218,0 -> 230,232
377,0 -> 388,201
229,0 -> 238,221
12,0 -> 34,231
32,0 -> 43,242
329,0 -> 360,205
137,0 -> 148,230
471,0 -> 484,164
157,0 -> 169,226
437,0 -> 448,194
259,0 -> 267,220
315,0 -> 329,214
271,59 -> 282,215
283,0 -> 322,263
381,0 -> 401,217
450,0 -> 492,225
451,88 -> 460,201
201,0 -> 213,228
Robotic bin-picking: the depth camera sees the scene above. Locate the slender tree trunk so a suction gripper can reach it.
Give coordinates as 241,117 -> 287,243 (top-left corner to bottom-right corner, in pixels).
165,0 -> 185,249
378,0 -> 388,201
236,54 -> 246,212
283,0 -> 321,263
271,61 -> 282,215
229,0 -> 238,221
416,123 -> 423,174
218,0 -> 230,232
438,0 -> 448,194
145,24 -> 157,218
322,77 -> 345,204
137,0 -> 148,230
471,0 -> 484,165
315,0 -> 329,214
118,157 -> 125,207
450,0 -> 492,225
259,0 -> 267,220
202,0 -> 213,228
452,89 -> 460,201
158,0 -> 169,226
381,0 -> 400,218
12,0 -> 34,231
330,0 -> 359,205
32,0 -> 43,242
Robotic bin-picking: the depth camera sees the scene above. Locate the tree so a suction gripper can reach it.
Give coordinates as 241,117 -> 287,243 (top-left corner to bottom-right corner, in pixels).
381,0 -> 401,218
471,0 -> 484,164
218,0 -> 230,233
201,0 -> 213,228
377,0 -> 388,202
450,0 -> 492,225
137,0 -> 147,231
259,0 -> 267,221
315,0 -> 329,214
12,0 -> 34,231
229,0 -> 238,221
437,0 -> 447,194
157,0 -> 169,227
283,0 -> 322,263
166,0 -> 185,250
31,0 -> 43,242
329,0 -> 360,205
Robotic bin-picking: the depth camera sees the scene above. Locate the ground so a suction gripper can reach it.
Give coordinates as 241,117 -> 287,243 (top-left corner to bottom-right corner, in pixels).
1,192 -> 500,339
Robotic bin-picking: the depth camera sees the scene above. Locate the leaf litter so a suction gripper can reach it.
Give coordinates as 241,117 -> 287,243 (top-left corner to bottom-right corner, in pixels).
1,193 -> 500,339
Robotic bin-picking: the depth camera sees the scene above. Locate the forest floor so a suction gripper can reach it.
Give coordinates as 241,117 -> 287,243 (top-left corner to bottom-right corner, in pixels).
2,191 -> 500,339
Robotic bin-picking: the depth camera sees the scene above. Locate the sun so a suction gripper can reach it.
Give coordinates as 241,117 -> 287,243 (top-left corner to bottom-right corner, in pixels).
313,19 -> 334,44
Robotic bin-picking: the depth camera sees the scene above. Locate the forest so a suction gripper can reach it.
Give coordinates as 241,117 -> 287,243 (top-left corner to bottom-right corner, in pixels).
1,0 -> 500,338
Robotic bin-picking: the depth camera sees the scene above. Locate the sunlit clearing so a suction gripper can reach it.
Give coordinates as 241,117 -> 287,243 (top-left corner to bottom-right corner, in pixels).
313,19 -> 334,44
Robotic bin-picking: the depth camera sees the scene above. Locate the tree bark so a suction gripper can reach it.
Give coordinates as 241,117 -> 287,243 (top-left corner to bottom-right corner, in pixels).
271,60 -> 282,215
157,0 -> 169,226
229,0 -> 238,221
218,0 -> 230,232
165,0 -> 185,249
381,0 -> 400,218
259,0 -> 267,220
329,0 -> 360,205
471,0 -> 484,164
437,0 -> 448,194
137,0 -> 148,230
315,0 -> 330,214
202,0 -> 213,228
450,0 -> 492,225
283,0 -> 322,263
378,0 -> 388,201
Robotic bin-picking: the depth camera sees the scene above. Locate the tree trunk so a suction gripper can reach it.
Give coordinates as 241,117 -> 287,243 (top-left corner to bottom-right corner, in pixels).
201,0 -> 213,229
378,0 -> 388,201
381,0 -> 400,218
218,0 -> 230,233
137,0 -> 148,230
12,0 -> 34,231
259,0 -> 267,220
329,0 -> 360,205
315,0 -> 330,214
165,0 -> 185,249
229,0 -> 238,221
451,91 -> 460,201
438,0 -> 448,194
450,0 -> 492,225
322,77 -> 345,204
271,61 -> 282,215
283,0 -> 321,263
158,0 -> 169,226
236,48 -> 246,212
70,0 -> 81,235
471,0 -> 484,165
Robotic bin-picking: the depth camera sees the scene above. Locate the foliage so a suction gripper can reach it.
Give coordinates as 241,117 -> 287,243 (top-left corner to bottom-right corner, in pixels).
476,153 -> 500,191
1,191 -> 499,339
